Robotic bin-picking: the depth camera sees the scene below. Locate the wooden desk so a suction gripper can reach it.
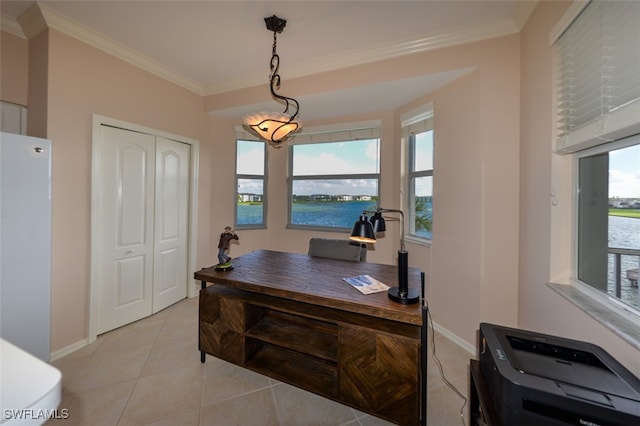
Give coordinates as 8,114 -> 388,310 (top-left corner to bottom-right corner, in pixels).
195,250 -> 425,425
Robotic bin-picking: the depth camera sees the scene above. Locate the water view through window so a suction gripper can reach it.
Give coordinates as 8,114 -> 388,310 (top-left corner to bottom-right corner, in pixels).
607,142 -> 640,309
289,138 -> 380,229
236,140 -> 266,227
409,130 -> 433,240
580,141 -> 640,310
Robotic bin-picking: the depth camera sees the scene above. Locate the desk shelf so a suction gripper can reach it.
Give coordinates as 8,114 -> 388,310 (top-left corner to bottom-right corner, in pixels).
245,310 -> 339,362
246,342 -> 338,399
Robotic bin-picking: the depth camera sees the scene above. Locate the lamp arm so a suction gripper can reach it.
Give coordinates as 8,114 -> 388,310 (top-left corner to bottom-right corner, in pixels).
363,208 -> 405,252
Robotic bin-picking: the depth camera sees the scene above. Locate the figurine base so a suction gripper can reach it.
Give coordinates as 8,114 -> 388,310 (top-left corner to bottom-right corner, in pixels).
215,261 -> 233,271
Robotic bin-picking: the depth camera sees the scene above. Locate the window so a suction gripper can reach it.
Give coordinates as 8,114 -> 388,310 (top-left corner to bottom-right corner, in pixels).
577,136 -> 640,310
402,106 -> 433,241
289,127 -> 380,230
552,1 -> 640,318
408,130 -> 433,240
235,139 -> 266,228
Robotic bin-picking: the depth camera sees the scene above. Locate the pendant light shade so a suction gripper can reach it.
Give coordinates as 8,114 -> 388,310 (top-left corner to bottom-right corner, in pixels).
243,111 -> 301,145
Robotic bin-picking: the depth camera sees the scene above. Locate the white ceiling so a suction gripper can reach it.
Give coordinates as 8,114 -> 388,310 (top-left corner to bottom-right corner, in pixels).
1,1 -> 534,120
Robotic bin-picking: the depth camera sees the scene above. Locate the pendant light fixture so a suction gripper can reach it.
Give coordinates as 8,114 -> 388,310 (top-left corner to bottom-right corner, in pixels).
243,15 -> 302,147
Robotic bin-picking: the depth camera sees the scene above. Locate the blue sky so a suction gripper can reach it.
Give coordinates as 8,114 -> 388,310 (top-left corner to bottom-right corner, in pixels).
292,140 -> 379,176
236,139 -> 381,195
610,144 -> 640,198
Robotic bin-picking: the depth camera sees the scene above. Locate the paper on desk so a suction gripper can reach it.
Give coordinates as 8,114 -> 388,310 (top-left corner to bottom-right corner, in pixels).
342,274 -> 390,294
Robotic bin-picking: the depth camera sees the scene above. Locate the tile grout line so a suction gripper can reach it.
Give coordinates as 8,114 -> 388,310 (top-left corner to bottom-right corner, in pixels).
115,312 -> 168,425
268,381 -> 284,426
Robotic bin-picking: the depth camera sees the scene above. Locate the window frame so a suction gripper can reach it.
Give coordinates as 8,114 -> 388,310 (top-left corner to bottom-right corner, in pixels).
407,130 -> 434,242
573,134 -> 640,314
234,138 -> 268,230
401,106 -> 434,245
287,131 -> 381,232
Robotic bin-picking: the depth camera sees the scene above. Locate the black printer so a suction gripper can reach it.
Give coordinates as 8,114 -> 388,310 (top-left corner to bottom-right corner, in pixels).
479,323 -> 640,425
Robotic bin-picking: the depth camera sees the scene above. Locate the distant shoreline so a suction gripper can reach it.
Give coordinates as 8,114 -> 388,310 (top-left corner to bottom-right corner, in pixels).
609,209 -> 640,219
238,200 -> 378,205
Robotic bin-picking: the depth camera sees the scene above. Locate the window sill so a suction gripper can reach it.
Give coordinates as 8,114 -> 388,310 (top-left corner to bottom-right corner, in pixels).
547,281 -> 640,350
405,235 -> 432,247
235,225 -> 267,230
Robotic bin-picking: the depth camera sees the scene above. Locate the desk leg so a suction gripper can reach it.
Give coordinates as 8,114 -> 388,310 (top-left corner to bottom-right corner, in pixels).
200,279 -> 206,362
420,304 -> 428,426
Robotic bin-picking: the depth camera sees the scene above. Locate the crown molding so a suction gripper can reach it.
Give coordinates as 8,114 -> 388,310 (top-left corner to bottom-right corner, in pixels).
204,18 -> 520,96
1,13 -> 25,38
512,1 -> 538,30
16,3 -> 47,39
17,2 -> 204,95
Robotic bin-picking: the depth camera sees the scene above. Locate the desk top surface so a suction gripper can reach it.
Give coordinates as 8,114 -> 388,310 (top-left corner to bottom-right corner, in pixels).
194,249 -> 423,325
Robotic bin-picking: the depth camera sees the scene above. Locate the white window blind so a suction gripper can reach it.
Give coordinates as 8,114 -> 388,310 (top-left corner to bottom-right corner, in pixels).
290,121 -> 381,145
235,125 -> 261,142
401,104 -> 434,138
237,121 -> 381,145
555,0 -> 640,154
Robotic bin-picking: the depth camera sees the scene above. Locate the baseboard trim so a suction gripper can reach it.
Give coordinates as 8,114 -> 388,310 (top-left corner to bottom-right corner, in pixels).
430,320 -> 476,356
50,338 -> 89,362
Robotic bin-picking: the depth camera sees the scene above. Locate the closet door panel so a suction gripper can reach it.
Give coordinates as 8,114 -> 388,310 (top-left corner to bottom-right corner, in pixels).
152,137 -> 190,312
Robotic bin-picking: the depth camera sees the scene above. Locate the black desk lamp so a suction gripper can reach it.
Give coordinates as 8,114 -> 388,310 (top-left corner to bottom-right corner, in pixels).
350,208 -> 420,304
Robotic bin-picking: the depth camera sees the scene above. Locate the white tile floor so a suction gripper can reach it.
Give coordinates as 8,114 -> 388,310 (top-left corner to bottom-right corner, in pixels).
48,297 -> 472,425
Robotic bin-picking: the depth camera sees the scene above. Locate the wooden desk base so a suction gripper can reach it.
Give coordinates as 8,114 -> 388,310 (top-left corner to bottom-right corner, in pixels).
199,284 -> 423,425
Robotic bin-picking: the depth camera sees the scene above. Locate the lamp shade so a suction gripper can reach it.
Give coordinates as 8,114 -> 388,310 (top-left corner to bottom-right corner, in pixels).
349,215 -> 376,243
369,211 -> 386,233
243,112 -> 301,145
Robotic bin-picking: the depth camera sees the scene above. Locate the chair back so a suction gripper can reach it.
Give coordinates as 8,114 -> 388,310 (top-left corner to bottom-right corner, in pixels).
308,238 -> 367,262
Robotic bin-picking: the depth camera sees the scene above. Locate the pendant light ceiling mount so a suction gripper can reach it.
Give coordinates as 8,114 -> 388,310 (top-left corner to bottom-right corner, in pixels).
243,15 -> 302,148
264,15 -> 286,34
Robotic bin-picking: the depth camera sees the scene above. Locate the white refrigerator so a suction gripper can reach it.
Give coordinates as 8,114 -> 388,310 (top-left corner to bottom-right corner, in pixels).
0,132 -> 52,361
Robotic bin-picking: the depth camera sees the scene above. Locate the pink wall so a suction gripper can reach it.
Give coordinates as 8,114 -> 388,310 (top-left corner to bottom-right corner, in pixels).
402,35 -> 520,344
0,31 -> 28,105
27,30 -> 48,138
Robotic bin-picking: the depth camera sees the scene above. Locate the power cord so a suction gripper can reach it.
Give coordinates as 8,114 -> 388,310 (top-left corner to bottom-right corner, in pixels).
426,306 -> 468,426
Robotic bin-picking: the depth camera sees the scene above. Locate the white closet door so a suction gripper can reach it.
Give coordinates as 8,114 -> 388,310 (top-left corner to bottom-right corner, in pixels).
152,137 -> 190,312
97,126 -> 155,334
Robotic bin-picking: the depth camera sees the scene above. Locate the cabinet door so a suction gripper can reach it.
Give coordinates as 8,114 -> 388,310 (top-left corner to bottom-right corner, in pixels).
339,324 -> 420,425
